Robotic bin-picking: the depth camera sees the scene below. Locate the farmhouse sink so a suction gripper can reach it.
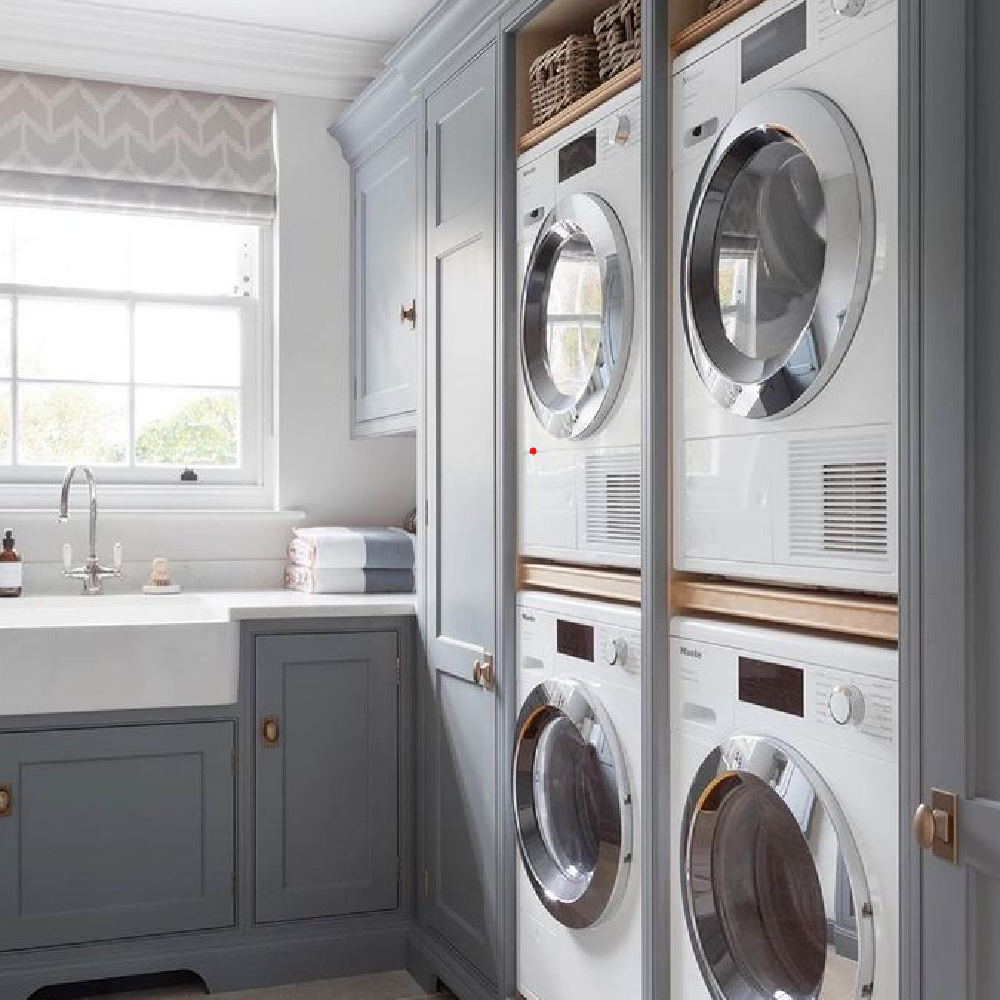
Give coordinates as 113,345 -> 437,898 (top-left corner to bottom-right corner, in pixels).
0,595 -> 237,717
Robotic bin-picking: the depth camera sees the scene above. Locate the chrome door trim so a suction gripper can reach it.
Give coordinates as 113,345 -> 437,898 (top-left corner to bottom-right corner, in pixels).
680,733 -> 876,1000
681,88 -> 876,420
512,678 -> 632,929
520,192 -> 634,439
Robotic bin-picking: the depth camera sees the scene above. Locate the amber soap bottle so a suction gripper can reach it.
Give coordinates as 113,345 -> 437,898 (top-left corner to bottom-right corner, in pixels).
0,530 -> 23,597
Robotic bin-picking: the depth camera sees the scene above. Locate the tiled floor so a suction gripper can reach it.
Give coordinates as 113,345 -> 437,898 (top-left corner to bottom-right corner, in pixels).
78,973 -> 451,1000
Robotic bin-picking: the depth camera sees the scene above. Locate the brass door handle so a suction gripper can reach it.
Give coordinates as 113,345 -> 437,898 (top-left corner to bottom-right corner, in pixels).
472,653 -> 495,692
400,300 -> 417,328
0,784 -> 11,817
913,788 -> 958,862
261,715 -> 280,747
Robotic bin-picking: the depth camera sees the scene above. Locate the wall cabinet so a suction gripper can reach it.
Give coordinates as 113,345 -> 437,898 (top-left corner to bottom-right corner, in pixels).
253,630 -> 400,923
0,722 -> 236,952
348,116 -> 420,437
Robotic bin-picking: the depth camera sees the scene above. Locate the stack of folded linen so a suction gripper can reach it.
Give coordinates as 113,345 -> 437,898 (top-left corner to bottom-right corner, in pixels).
285,526 -> 416,594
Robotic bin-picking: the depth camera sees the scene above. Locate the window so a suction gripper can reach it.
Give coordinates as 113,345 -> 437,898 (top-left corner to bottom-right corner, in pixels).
0,205 -> 267,490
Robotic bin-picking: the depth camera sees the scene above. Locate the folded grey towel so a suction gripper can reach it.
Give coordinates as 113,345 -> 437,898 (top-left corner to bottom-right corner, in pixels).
289,526 -> 416,570
285,565 -> 415,594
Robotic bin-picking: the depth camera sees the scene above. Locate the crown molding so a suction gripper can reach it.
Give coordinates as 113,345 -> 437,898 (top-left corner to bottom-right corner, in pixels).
0,0 -> 391,100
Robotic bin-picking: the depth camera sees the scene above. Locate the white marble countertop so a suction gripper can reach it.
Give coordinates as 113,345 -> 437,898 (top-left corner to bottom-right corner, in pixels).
200,590 -> 417,621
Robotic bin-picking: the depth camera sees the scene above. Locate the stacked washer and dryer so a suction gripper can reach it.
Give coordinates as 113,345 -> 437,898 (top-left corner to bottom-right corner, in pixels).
669,1 -> 900,999
513,85 -> 644,1000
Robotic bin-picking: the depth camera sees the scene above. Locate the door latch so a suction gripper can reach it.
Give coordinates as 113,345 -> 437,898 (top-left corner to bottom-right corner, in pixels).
472,652 -> 495,692
913,788 -> 958,863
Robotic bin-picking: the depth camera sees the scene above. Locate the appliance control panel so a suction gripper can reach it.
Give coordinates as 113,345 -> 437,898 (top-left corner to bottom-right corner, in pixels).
520,605 -> 641,678
810,669 -> 895,744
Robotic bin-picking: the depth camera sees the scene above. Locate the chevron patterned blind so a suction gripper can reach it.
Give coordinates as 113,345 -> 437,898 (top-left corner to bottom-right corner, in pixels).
0,70 -> 276,219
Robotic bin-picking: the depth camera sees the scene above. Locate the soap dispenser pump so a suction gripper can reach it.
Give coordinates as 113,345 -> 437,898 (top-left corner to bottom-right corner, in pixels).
0,530 -> 23,597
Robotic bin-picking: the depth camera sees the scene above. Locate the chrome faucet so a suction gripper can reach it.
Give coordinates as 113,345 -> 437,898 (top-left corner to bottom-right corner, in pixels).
57,465 -> 123,595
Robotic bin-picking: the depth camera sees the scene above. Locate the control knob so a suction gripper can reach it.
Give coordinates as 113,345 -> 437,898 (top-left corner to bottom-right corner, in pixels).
828,684 -> 866,726
832,0 -> 866,15
604,636 -> 628,667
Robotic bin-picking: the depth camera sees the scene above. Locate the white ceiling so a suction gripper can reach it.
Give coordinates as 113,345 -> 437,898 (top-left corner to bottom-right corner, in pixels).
58,0 -> 439,43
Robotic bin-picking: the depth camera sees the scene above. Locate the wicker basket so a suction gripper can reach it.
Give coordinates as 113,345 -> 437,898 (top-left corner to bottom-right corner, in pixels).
528,34 -> 600,127
594,0 -> 642,81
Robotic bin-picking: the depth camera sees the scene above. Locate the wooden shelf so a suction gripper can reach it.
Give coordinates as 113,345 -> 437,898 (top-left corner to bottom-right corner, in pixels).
670,0 -> 770,56
518,561 -> 641,606
672,578 -> 899,644
517,62 -> 641,155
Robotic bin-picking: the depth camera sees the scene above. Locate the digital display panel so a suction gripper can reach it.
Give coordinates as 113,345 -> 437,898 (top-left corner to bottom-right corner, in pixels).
557,619 -> 594,661
558,130 -> 597,183
741,3 -> 807,84
738,656 -> 805,717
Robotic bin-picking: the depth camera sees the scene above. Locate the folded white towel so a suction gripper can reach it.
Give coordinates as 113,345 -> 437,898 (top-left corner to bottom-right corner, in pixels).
285,564 -> 415,595
290,526 -> 415,570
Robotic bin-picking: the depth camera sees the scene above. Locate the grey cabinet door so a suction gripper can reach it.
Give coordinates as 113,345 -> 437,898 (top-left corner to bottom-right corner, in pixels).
353,121 -> 419,435
0,722 -> 235,952
254,631 -> 399,923
421,44 -> 499,986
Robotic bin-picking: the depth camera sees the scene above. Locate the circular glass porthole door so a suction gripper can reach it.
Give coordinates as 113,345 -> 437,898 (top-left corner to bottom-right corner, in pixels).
521,193 -> 634,440
512,678 -> 632,929
681,89 -> 876,419
681,735 -> 875,1000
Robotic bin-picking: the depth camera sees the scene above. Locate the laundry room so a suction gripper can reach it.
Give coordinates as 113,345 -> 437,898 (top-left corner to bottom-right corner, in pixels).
0,0 -> 994,998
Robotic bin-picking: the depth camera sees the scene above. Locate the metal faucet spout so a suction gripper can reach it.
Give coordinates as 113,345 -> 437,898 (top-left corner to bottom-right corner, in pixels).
57,465 -> 122,595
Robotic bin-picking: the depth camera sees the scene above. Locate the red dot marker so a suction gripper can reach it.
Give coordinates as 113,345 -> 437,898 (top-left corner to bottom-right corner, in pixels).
529,447 -> 537,455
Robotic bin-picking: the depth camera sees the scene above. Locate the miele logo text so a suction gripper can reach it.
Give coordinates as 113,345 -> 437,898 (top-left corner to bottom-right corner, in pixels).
521,613 -> 536,622
679,646 -> 702,659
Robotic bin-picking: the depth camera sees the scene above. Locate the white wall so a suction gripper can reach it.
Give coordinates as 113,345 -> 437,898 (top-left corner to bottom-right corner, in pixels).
0,94 -> 417,593
275,94 -> 417,527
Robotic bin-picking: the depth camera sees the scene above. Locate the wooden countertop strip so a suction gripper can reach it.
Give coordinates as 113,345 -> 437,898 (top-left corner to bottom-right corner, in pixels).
672,578 -> 899,643
518,561 -> 641,605
670,0 -> 771,55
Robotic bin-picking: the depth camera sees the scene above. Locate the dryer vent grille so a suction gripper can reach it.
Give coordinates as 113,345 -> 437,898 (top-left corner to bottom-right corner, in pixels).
788,436 -> 890,561
584,450 -> 641,551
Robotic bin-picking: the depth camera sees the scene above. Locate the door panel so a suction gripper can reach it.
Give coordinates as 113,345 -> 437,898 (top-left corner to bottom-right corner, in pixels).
422,42 -> 499,987
0,723 -> 235,951
354,122 -> 418,429
910,1 -> 1000,995
254,631 -> 399,923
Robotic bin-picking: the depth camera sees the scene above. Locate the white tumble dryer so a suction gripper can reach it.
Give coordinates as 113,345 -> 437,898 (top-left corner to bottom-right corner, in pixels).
513,591 -> 641,1000
670,617 -> 898,1000
518,83 -> 642,571
672,0 -> 898,594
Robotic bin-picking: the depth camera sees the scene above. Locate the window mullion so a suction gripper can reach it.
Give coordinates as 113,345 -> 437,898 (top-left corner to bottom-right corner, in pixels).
10,293 -> 18,467
128,298 -> 136,473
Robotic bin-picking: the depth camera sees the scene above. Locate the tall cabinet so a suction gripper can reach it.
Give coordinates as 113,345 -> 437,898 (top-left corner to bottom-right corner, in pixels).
332,18 -> 507,1000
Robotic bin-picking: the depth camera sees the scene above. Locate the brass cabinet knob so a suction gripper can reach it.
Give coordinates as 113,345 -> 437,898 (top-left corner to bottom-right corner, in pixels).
261,715 -> 280,747
472,654 -> 495,692
400,300 -> 417,328
913,803 -> 941,849
0,785 -> 11,817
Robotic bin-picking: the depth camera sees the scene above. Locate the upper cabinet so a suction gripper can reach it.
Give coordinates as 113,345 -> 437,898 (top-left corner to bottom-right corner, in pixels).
332,79 -> 421,438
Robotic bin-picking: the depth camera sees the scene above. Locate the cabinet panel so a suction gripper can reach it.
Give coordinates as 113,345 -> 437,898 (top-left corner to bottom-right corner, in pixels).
0,722 -> 235,951
421,43 -> 499,987
254,631 -> 399,923
353,122 -> 419,434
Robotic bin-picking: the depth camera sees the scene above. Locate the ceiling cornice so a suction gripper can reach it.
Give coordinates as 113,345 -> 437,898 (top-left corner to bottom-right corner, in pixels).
0,0 -> 391,100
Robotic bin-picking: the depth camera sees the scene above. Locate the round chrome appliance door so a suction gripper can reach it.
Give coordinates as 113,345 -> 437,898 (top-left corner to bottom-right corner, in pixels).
681,735 -> 875,1000
512,678 -> 632,928
521,193 -> 634,439
681,89 -> 876,419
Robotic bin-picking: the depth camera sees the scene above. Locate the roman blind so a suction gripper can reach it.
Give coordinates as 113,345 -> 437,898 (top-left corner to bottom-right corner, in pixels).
0,70 -> 276,220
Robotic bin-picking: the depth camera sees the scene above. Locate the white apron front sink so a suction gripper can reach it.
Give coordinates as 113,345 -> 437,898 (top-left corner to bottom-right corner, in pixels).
0,595 -> 237,717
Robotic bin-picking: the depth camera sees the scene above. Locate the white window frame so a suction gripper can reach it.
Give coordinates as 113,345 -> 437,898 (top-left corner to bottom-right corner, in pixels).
0,220 -> 275,512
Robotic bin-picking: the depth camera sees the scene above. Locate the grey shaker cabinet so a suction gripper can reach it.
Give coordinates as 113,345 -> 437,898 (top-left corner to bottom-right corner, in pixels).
350,119 -> 419,437
0,722 -> 236,952
253,631 -> 400,923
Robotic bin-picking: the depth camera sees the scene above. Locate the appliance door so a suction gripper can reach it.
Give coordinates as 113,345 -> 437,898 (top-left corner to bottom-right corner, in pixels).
681,734 -> 875,1000
521,192 -> 634,440
681,88 -> 875,420
512,678 -> 632,929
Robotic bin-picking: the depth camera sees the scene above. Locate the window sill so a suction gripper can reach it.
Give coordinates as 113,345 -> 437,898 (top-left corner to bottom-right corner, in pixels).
0,482 -> 282,513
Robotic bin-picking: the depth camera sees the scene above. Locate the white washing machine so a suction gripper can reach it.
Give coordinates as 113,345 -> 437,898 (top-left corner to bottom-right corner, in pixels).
518,83 -> 642,570
672,0 -> 898,594
513,592 -> 641,1000
670,617 -> 898,1000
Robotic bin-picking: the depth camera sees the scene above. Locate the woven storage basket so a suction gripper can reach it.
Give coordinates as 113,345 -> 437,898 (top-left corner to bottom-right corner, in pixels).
594,0 -> 642,81
528,34 -> 600,127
